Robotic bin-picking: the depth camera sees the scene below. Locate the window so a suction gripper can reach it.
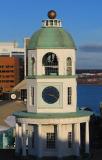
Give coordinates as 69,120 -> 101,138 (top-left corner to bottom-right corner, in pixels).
31,87 -> 34,105
10,70 -> 14,73
54,20 -> 57,25
68,132 -> 72,148
10,66 -> 14,68
10,85 -> 14,88
6,70 -> 9,72
6,80 -> 10,82
32,131 -> 35,148
66,57 -> 72,75
50,20 -> 53,26
46,20 -> 48,26
10,80 -> 14,82
10,75 -> 14,78
46,133 -> 56,149
6,75 -> 10,78
42,52 -> 58,76
31,57 -> 35,75
68,87 -> 72,105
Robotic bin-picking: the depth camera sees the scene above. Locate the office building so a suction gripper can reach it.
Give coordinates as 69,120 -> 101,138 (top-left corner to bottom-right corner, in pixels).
0,56 -> 19,92
0,42 -> 25,81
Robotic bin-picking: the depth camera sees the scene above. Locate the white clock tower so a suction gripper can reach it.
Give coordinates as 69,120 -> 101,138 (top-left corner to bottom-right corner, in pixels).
14,10 -> 92,158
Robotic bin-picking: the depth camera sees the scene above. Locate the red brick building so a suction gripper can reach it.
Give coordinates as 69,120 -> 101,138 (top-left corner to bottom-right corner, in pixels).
0,56 -> 20,92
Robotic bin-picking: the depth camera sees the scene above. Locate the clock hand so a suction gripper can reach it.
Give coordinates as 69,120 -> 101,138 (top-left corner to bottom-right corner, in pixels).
47,93 -> 57,100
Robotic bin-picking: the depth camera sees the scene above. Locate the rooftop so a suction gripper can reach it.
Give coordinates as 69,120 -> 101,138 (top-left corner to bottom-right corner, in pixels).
28,10 -> 76,50
0,100 -> 26,128
13,109 -> 92,119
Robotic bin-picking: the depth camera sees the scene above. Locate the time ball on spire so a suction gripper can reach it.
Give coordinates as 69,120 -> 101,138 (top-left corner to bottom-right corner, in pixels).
48,10 -> 57,19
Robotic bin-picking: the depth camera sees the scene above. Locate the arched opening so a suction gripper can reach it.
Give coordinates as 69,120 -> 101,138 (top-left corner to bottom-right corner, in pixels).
42,52 -> 58,75
31,57 -> 35,75
66,57 -> 72,75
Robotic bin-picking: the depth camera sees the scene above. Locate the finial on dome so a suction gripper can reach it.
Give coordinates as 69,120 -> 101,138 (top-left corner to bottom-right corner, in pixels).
48,10 -> 57,19
42,10 -> 62,27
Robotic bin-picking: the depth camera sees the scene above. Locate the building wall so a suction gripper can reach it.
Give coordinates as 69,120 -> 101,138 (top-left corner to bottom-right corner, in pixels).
39,124 -> 73,157
0,42 -> 25,84
27,78 -> 77,113
0,56 -> 20,92
27,48 -> 76,113
27,124 -> 74,156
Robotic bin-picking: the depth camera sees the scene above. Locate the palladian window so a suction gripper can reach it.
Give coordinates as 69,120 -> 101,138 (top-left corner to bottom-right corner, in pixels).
42,52 -> 58,75
66,57 -> 72,75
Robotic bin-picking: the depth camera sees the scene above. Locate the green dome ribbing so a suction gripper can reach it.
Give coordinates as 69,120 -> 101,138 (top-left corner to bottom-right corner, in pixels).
28,27 -> 76,49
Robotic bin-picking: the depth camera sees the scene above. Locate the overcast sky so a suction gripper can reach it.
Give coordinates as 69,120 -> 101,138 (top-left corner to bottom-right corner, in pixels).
0,0 -> 102,69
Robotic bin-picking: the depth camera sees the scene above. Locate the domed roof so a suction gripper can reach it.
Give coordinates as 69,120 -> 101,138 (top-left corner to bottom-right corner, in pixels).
28,27 -> 76,49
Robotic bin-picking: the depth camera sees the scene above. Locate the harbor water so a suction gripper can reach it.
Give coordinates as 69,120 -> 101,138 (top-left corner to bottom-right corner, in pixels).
77,84 -> 102,114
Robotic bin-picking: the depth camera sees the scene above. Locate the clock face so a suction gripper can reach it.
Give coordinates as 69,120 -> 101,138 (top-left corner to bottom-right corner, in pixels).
11,93 -> 16,100
42,86 -> 59,104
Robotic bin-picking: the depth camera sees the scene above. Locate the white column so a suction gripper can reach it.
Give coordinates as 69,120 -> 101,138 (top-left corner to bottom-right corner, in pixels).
28,130 -> 32,154
85,122 -> 89,153
19,124 -> 22,146
15,123 -> 22,154
74,123 -> 80,156
15,123 -> 19,154
37,124 -> 42,158
22,123 -> 27,156
57,124 -> 62,158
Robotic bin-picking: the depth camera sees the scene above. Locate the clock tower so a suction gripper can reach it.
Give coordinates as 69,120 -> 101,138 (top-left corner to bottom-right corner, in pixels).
14,10 -> 92,158
27,10 -> 76,113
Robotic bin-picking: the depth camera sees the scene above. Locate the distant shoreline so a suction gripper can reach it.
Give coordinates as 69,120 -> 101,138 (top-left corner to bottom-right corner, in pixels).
77,82 -> 102,85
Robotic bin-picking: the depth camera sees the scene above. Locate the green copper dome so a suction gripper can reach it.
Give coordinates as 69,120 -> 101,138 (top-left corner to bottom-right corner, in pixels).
28,27 -> 76,49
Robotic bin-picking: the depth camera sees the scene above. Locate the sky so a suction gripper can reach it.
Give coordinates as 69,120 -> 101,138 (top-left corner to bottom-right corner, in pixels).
0,0 -> 102,69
